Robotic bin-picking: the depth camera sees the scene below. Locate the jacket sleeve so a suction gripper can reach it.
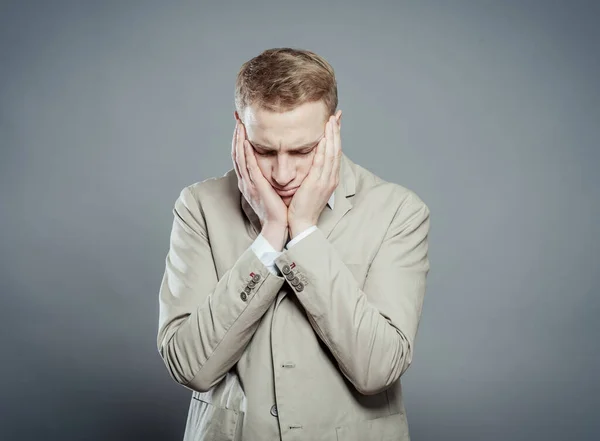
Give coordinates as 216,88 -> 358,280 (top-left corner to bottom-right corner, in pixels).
157,186 -> 285,392
273,191 -> 430,395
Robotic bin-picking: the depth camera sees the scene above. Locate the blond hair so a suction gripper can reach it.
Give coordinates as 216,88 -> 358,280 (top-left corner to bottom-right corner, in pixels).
235,48 -> 338,117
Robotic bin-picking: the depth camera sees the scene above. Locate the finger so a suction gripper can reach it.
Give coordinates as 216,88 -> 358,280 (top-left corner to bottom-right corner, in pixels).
321,117 -> 335,181
244,139 -> 261,185
231,121 -> 238,159
333,114 -> 341,150
232,122 -> 243,179
236,122 -> 252,187
332,115 -> 342,186
233,123 -> 245,182
311,126 -> 327,181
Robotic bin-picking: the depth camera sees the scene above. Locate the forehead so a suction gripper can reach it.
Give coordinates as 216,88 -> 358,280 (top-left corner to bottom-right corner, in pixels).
243,101 -> 328,149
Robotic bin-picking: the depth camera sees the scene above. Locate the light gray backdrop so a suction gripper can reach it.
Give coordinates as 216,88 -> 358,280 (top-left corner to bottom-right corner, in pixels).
1,1 -> 598,440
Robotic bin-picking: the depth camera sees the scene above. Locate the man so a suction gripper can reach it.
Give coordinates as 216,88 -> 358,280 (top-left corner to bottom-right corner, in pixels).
157,48 -> 431,441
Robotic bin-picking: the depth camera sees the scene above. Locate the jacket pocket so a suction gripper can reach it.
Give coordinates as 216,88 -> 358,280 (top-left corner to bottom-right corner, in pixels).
183,397 -> 241,441
335,412 -> 409,441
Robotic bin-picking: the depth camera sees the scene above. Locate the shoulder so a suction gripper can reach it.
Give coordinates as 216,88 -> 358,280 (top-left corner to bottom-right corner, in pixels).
178,169 -> 237,204
351,159 -> 430,216
172,169 -> 237,217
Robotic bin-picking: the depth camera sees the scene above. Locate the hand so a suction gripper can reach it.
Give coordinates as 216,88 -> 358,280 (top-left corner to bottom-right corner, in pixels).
231,119 -> 288,230
288,111 -> 342,237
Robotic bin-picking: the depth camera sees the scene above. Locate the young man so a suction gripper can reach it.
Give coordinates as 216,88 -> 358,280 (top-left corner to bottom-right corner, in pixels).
157,48 -> 431,441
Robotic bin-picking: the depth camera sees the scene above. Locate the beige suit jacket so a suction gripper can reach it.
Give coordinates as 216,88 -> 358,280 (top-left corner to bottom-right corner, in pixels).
157,153 -> 431,441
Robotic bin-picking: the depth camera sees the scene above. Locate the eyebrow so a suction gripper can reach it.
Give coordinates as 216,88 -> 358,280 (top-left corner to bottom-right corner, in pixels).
250,134 -> 324,152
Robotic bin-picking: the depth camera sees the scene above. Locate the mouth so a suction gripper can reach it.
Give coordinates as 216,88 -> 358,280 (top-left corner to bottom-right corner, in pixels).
275,187 -> 298,197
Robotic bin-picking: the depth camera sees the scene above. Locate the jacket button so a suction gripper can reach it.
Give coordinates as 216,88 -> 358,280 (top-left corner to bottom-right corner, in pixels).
281,265 -> 291,275
252,274 -> 261,282
290,277 -> 300,286
296,283 -> 304,292
244,286 -> 251,293
240,292 -> 247,301
285,271 -> 295,281
248,280 -> 256,288
270,404 -> 278,417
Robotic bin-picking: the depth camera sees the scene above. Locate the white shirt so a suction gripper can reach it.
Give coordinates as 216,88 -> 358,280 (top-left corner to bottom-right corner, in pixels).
250,193 -> 335,275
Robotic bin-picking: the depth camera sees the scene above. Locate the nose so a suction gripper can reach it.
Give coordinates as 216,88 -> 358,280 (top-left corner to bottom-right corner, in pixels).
271,156 -> 295,189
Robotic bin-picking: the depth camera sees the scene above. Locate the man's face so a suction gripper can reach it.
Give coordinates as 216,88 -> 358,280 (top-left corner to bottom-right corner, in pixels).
237,100 -> 330,206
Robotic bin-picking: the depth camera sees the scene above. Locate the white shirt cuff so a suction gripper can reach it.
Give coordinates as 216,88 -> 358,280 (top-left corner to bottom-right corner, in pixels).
251,233 -> 283,275
286,225 -> 317,249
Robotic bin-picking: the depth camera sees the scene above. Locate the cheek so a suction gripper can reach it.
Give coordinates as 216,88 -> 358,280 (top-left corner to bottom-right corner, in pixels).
298,155 -> 314,173
255,158 -> 270,176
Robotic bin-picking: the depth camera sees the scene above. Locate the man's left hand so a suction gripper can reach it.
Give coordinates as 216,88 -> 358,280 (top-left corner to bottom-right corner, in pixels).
288,111 -> 342,238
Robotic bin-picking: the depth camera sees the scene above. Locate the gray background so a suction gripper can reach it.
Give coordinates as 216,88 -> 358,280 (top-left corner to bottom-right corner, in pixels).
1,1 -> 598,440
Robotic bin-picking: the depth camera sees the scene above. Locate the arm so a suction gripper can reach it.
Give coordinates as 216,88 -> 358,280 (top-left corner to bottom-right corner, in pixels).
157,186 -> 285,392
274,193 -> 431,395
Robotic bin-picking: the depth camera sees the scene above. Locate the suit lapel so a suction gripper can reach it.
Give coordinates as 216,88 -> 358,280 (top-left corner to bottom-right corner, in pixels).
313,154 -> 355,239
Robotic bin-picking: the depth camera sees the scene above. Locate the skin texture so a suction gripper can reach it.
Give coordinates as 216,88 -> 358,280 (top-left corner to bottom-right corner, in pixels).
233,100 -> 342,247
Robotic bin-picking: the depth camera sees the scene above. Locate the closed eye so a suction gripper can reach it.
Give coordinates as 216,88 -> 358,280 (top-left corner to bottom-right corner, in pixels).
254,149 -> 313,156
250,134 -> 322,157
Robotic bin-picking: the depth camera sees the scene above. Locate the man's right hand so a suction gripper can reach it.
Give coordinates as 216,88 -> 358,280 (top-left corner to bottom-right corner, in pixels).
232,120 -> 289,250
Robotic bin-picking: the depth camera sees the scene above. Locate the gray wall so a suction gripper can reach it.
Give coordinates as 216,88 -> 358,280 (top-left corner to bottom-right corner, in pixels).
1,1 -> 598,440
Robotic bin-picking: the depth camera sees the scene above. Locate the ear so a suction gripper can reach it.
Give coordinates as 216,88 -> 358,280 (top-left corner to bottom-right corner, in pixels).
234,110 -> 240,122
335,109 -> 342,126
